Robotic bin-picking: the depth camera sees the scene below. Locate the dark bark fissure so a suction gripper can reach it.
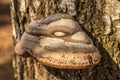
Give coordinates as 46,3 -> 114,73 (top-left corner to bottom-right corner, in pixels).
11,0 -> 120,80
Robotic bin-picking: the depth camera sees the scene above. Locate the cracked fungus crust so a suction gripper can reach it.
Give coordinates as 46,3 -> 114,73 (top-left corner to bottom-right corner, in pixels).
33,47 -> 101,69
15,13 -> 101,69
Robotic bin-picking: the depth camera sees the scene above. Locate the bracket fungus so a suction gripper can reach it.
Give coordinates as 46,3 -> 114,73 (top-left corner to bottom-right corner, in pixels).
15,13 -> 101,69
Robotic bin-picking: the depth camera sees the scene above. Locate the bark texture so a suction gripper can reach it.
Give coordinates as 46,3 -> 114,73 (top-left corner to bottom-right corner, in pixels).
11,0 -> 120,80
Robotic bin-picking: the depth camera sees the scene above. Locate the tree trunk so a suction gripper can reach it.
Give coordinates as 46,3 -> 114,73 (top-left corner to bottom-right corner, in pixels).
10,0 -> 120,80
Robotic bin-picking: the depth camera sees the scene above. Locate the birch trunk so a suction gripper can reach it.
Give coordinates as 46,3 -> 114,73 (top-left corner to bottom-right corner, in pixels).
10,0 -> 120,80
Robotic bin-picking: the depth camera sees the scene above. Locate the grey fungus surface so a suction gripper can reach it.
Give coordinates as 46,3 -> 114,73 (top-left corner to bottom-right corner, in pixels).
40,13 -> 74,24
15,13 -> 101,69
14,32 -> 39,56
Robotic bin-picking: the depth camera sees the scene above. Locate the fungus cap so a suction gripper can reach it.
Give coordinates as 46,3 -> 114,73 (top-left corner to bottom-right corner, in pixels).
15,13 -> 101,69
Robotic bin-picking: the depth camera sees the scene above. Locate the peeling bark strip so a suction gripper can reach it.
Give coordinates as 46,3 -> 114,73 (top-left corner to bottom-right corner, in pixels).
11,0 -> 120,80
60,0 -> 77,16
103,0 -> 120,36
